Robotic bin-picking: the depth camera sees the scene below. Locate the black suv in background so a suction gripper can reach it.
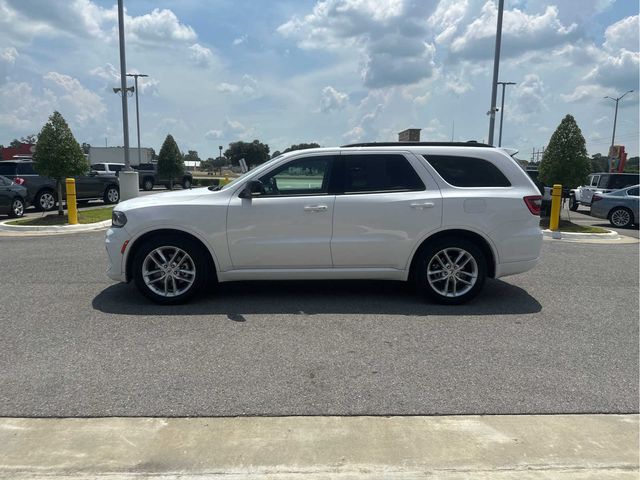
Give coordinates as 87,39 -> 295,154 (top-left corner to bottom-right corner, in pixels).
133,163 -> 193,191
0,160 -> 120,211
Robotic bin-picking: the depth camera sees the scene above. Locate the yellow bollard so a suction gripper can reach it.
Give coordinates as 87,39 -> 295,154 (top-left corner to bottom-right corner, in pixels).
65,178 -> 78,225
549,184 -> 562,231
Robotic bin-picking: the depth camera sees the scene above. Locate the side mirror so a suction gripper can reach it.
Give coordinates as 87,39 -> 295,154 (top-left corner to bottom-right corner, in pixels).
239,180 -> 264,199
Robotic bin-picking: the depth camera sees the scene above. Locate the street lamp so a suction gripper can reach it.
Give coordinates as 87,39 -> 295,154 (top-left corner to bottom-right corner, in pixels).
487,0 -> 505,146
605,90 -> 634,172
497,81 -> 516,147
219,145 -> 223,160
126,73 -> 149,166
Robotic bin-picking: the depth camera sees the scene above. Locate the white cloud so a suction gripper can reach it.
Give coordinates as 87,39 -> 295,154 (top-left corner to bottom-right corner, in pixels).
233,35 -> 247,46
560,84 -> 614,103
450,3 -> 578,59
278,0 -> 438,88
320,86 -> 349,112
510,74 -> 548,121
1,46 -> 17,64
188,43 -> 215,68
586,49 -> 640,91
127,8 -> 196,44
205,129 -> 223,140
217,82 -> 240,93
43,71 -> 106,126
604,15 -> 639,52
0,81 -> 52,130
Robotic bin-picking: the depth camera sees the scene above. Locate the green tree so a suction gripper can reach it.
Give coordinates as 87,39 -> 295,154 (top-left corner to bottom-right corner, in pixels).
21,134 -> 37,145
539,114 -> 590,189
212,156 -> 228,174
32,111 -> 87,216
624,156 -> 639,173
590,153 -> 608,173
271,150 -> 282,159
157,134 -> 184,189
9,139 -> 21,148
282,142 -> 320,154
224,140 -> 270,168
81,142 -> 91,155
183,149 -> 201,163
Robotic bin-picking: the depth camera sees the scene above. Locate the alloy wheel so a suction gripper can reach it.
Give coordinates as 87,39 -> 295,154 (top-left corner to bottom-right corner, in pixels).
426,247 -> 478,298
39,192 -> 55,210
12,199 -> 24,217
611,209 -> 631,227
142,246 -> 196,298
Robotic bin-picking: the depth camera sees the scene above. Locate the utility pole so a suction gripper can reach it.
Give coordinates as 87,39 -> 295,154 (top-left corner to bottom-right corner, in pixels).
115,0 -> 139,200
605,90 -> 634,171
126,73 -> 149,166
497,81 -> 516,147
487,0 -> 505,146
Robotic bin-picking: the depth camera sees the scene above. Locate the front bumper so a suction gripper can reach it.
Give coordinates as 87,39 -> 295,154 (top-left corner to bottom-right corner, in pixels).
105,226 -> 129,282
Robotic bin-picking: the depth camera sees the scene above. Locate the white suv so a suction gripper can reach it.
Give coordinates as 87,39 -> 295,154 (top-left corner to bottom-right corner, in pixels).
105,143 -> 543,305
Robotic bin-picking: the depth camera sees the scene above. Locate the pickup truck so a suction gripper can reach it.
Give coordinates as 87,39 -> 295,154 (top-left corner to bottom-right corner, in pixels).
0,160 -> 120,211
570,172 -> 640,210
132,163 -> 193,191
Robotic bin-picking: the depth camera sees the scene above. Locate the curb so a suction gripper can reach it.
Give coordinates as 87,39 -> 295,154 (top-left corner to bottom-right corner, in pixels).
541,228 -> 619,240
0,219 -> 110,235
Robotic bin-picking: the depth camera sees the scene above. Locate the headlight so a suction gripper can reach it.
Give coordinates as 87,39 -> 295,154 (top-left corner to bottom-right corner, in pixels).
112,210 -> 127,228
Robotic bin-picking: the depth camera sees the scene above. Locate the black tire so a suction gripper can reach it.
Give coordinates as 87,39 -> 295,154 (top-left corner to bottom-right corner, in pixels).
9,197 -> 25,218
182,178 -> 192,189
35,189 -> 57,212
103,185 -> 120,204
132,234 -> 209,304
142,177 -> 154,191
609,207 -> 634,228
414,237 -> 487,305
165,183 -> 173,190
569,195 -> 579,211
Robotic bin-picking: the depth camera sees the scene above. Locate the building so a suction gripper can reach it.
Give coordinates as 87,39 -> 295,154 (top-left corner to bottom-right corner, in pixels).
398,129 -> 421,142
1,143 -> 35,160
88,146 -> 153,166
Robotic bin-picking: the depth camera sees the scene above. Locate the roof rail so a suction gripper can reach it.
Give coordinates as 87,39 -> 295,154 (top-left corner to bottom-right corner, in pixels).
340,141 -> 494,148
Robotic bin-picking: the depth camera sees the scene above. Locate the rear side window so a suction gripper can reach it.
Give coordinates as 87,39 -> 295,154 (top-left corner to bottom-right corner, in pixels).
608,174 -> 639,190
340,154 -> 425,193
16,163 -> 36,175
0,176 -> 11,186
110,164 -> 124,172
424,155 -> 511,187
92,164 -> 106,171
627,187 -> 639,196
0,163 -> 17,176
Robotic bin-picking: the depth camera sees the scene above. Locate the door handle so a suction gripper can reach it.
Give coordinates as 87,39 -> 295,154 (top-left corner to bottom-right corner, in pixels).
304,205 -> 328,212
410,202 -> 435,210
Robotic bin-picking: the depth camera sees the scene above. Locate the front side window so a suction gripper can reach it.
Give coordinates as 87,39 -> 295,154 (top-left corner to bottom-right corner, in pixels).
424,155 -> 511,187
258,156 -> 333,196
341,154 -> 425,193
92,164 -> 106,171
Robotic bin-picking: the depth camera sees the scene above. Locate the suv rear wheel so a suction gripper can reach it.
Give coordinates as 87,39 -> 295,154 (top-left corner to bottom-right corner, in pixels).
142,177 -> 154,191
132,235 -> 208,304
182,178 -> 192,189
415,237 -> 487,305
36,189 -> 57,212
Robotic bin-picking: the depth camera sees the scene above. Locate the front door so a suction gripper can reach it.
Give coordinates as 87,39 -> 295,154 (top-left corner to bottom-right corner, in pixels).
226,154 -> 336,268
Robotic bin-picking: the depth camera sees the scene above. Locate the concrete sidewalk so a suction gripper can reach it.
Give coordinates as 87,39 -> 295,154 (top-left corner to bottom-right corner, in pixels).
1,415 -> 637,479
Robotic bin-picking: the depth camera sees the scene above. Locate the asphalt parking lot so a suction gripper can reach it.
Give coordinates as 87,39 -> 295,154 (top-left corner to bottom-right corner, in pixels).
0,228 -> 637,417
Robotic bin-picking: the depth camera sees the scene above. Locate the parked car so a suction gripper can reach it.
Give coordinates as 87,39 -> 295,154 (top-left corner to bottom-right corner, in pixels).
0,175 -> 28,217
0,160 -> 120,211
91,162 -> 125,176
132,163 -> 193,191
590,185 -> 639,228
570,173 -> 640,210
106,142 -> 543,305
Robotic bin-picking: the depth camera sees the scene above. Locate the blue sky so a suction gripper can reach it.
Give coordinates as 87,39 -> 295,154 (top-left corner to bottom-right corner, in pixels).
1,0 -> 638,160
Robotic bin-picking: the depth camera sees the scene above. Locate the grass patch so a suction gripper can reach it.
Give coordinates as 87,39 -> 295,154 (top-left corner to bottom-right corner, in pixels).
7,207 -> 113,226
540,218 -> 610,234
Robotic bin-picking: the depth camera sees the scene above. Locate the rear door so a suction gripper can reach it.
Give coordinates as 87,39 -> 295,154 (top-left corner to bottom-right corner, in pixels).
0,176 -> 12,212
330,152 -> 442,269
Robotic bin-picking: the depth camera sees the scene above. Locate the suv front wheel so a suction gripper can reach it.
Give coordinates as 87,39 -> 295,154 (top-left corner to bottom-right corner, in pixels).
415,237 -> 487,305
132,235 -> 209,304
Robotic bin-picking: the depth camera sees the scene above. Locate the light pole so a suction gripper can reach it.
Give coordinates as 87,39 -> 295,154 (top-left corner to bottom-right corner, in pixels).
497,81 -> 516,147
487,0 -> 505,146
605,90 -> 634,172
126,73 -> 149,166
115,0 -> 138,200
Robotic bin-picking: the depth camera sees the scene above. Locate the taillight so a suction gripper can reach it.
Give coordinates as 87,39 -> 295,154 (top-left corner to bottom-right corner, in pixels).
592,195 -> 603,202
14,177 -> 25,185
524,195 -> 542,215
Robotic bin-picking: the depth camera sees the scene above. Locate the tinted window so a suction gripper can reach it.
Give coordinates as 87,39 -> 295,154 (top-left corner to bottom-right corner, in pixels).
424,155 -> 511,187
16,163 -> 36,175
628,187 -> 639,196
92,164 -> 106,171
608,174 -> 639,190
0,163 -> 16,176
110,164 -> 124,172
340,154 -> 424,193
0,176 -> 11,186
258,156 -> 333,196
590,175 -> 600,187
